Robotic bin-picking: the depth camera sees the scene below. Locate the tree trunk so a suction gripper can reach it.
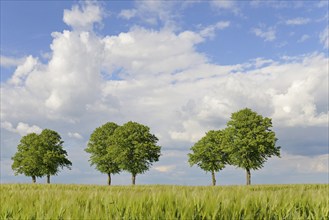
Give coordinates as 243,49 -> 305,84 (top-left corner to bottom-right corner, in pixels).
107,173 -> 111,186
132,174 -> 136,185
47,175 -> 50,184
32,176 -> 36,183
246,168 -> 251,185
211,170 -> 216,186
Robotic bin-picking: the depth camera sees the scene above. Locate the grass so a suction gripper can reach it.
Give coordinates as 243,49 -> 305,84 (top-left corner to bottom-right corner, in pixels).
1,184 -> 328,219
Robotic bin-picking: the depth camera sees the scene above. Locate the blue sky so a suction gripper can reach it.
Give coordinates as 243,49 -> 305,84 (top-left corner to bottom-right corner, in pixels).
1,0 -> 328,185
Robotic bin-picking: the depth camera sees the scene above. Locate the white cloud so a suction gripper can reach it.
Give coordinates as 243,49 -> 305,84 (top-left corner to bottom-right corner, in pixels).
154,165 -> 176,173
252,26 -> 276,42
0,56 -> 25,68
2,21 -> 327,144
118,9 -> 137,20
272,77 -> 328,126
16,123 -> 42,136
68,132 -> 83,139
1,121 -> 42,136
102,27 -> 205,78
0,159 -> 15,182
169,119 -> 206,143
285,17 -> 310,25
215,21 -> 231,29
63,2 -> 102,31
251,58 -> 275,68
8,56 -> 38,85
319,26 -> 329,49
0,121 -> 15,133
200,21 -> 230,38
283,153 -> 329,174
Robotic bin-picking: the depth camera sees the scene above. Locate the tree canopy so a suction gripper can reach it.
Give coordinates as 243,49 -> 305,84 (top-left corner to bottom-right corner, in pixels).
85,122 -> 120,185
39,129 -> 72,183
110,121 -> 161,185
188,130 -> 228,186
224,108 -> 280,185
12,133 -> 44,183
12,129 -> 71,183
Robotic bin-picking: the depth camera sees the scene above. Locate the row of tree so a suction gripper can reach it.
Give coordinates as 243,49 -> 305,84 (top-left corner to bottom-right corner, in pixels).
11,121 -> 161,185
188,108 -> 280,185
11,108 -> 280,186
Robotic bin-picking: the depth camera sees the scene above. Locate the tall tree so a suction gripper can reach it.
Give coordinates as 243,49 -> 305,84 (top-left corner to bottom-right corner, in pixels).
188,130 -> 228,186
110,121 -> 161,185
12,133 -> 44,183
85,122 -> 121,185
39,129 -> 72,184
224,108 -> 280,185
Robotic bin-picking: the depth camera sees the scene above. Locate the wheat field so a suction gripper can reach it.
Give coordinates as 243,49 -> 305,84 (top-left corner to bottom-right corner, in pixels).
1,184 -> 328,219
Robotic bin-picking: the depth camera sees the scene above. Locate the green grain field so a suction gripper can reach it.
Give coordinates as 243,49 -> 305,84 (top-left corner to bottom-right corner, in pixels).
1,184 -> 328,220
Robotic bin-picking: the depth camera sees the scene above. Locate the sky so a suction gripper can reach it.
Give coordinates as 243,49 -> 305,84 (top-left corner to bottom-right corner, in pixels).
0,0 -> 328,186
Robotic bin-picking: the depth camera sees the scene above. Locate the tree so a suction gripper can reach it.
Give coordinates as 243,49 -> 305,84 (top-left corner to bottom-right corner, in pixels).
12,133 -> 45,183
110,121 -> 161,185
85,122 -> 121,185
39,129 -> 72,184
12,130 -> 71,184
188,130 -> 228,186
224,108 -> 280,185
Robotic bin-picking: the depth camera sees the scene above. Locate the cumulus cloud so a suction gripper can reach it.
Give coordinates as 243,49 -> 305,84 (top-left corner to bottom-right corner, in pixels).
169,119 -> 206,143
272,77 -> 328,126
1,30 -> 105,122
252,26 -> 276,42
8,56 -> 38,85
63,2 -> 103,31
280,153 -> 329,174
1,121 -> 42,136
2,20 -> 327,147
102,27 -> 205,78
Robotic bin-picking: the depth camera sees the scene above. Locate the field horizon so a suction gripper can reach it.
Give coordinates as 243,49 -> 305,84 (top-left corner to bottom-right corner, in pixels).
1,182 -> 329,187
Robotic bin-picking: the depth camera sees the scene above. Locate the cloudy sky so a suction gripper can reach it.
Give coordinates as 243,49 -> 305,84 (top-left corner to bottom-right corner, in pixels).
1,0 -> 328,185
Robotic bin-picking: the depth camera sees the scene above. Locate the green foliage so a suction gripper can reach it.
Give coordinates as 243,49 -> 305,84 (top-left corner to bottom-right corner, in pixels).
11,129 -> 71,182
188,130 -> 228,173
224,108 -> 280,171
110,121 -> 161,181
40,129 -> 72,177
11,133 -> 44,179
85,122 -> 121,175
1,184 -> 328,219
